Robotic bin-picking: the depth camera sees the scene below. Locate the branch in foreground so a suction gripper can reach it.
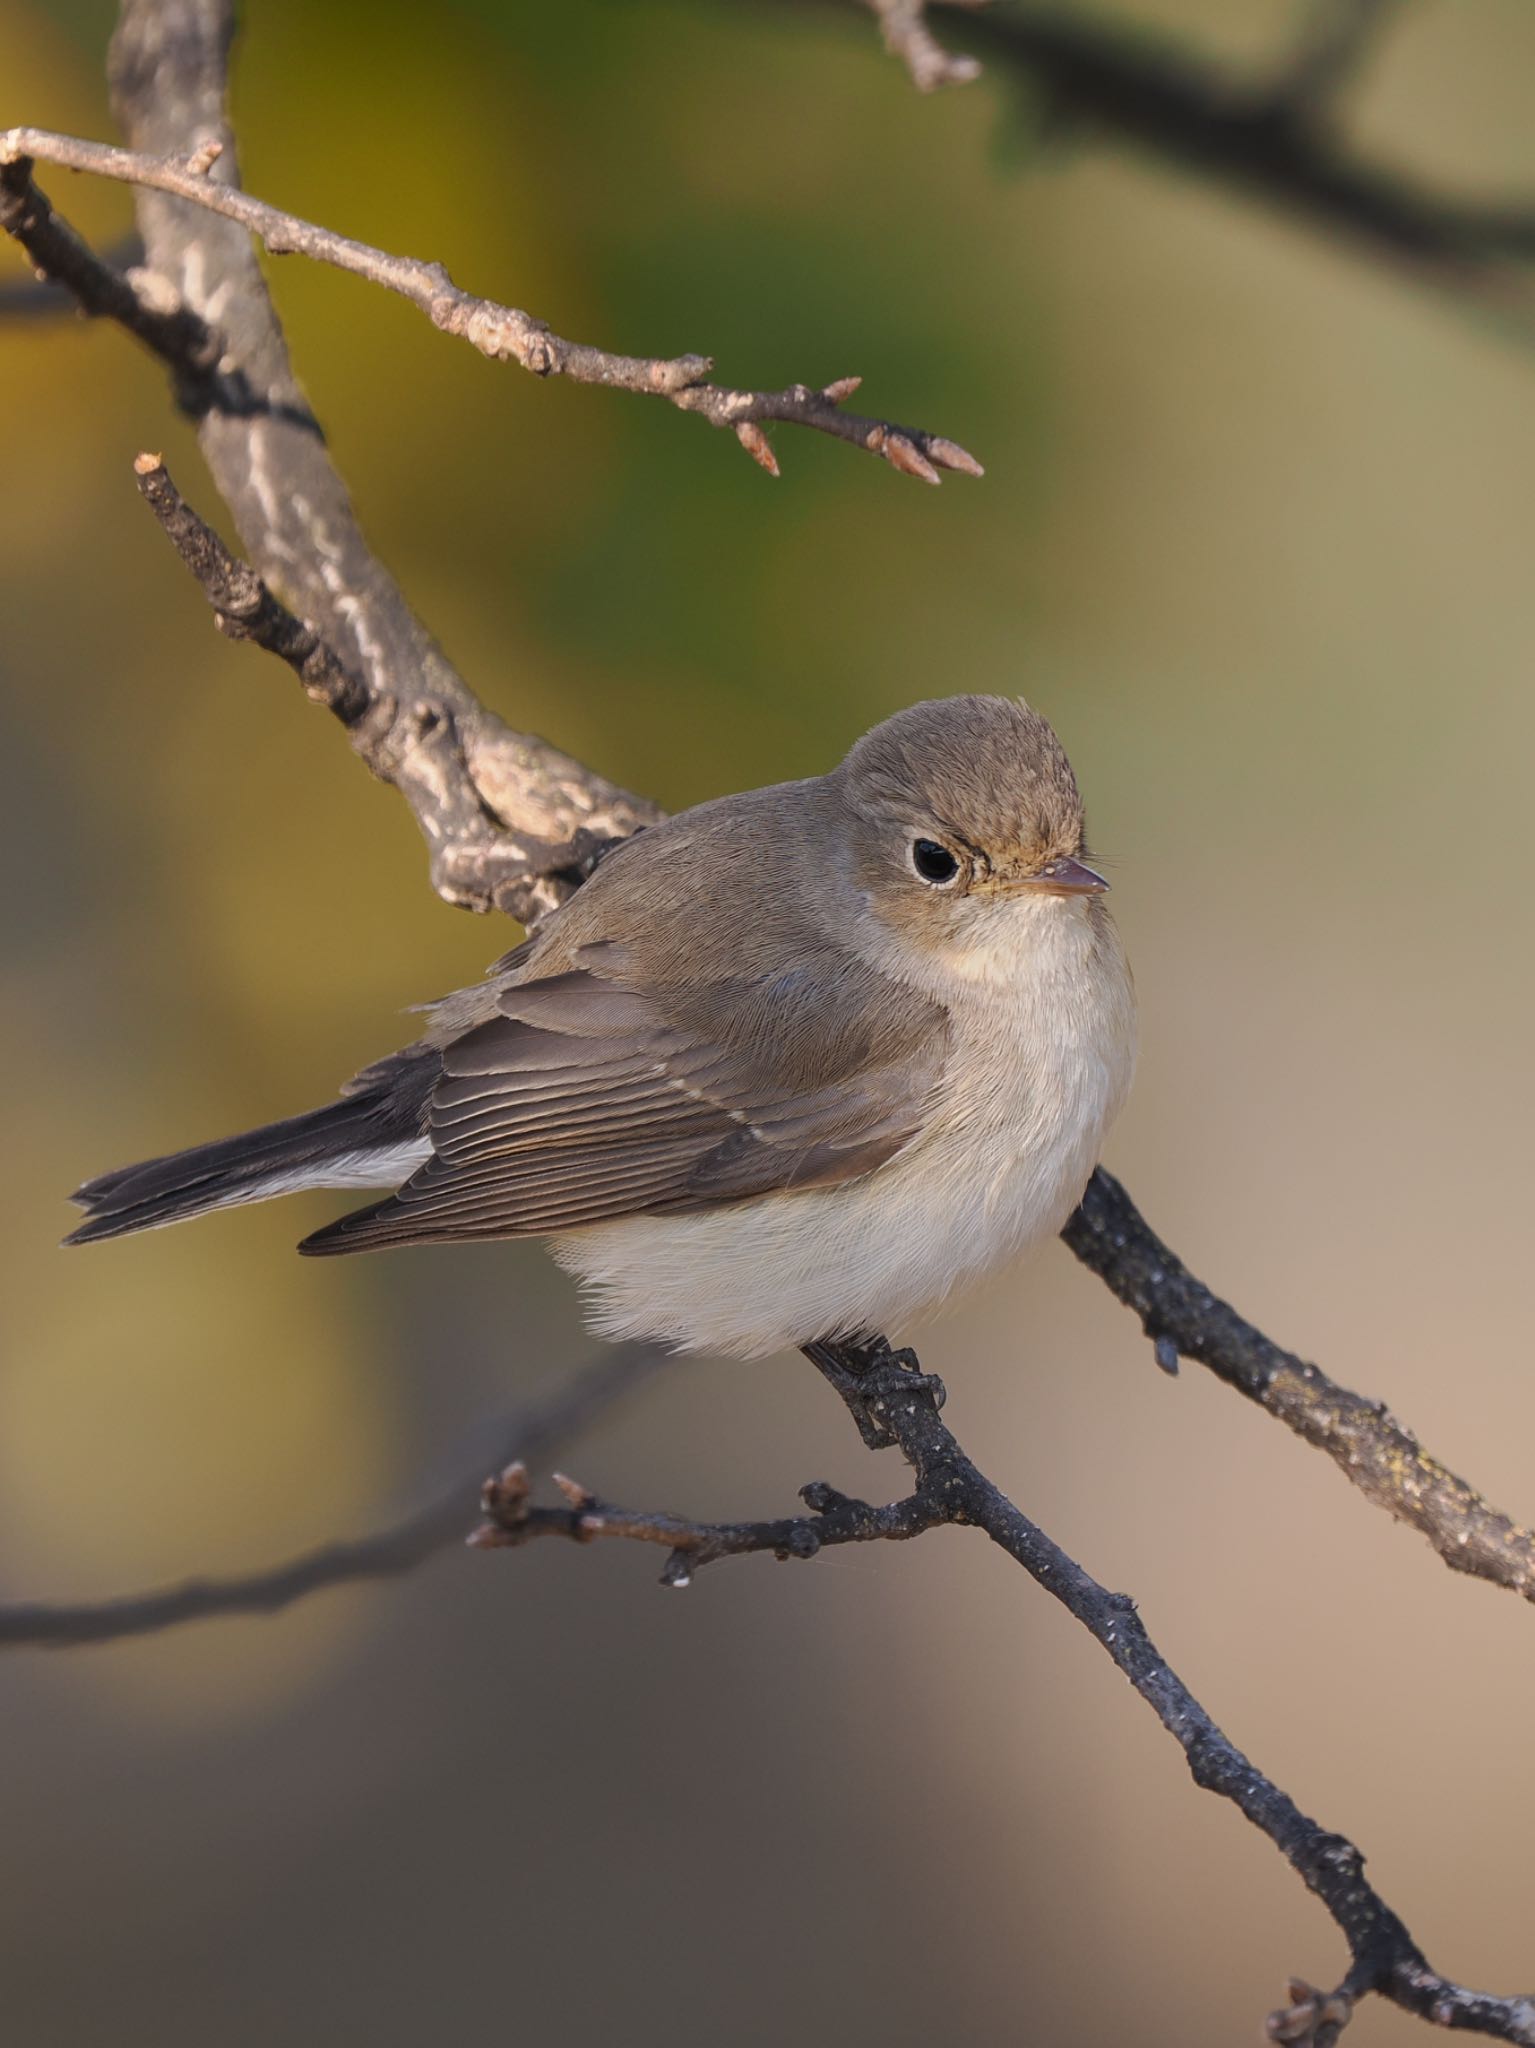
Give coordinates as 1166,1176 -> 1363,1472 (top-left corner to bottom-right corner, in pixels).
0,129 -> 982,487
473,1337 -> 1535,2047
0,1349 -> 663,1648
1064,1170 -> 1535,1602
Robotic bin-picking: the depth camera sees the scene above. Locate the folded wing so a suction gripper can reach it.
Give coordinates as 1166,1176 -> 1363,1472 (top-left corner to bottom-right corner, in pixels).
300,955 -> 947,1254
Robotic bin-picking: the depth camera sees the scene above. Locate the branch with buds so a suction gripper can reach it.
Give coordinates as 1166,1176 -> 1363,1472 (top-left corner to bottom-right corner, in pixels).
0,129 -> 981,487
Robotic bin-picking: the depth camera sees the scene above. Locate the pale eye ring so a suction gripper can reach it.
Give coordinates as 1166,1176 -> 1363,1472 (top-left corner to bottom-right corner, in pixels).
910,837 -> 960,886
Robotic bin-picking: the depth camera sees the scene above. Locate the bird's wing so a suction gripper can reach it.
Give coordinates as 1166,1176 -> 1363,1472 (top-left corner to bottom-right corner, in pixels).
299,949 -> 947,1254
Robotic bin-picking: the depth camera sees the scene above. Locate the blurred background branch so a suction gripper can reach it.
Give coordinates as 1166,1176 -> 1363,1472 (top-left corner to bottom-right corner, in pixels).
0,1351 -> 663,1648
811,0 -> 1535,343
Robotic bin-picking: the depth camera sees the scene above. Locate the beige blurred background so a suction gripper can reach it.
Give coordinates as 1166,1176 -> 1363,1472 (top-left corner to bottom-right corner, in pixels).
3,1 -> 1534,2041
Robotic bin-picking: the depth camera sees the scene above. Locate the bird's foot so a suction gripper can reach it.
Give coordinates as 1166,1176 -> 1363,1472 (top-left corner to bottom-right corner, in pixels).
804,1336 -> 947,1450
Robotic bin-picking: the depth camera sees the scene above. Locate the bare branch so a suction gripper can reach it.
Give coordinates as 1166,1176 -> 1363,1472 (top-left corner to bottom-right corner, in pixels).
1063,1170 -> 1535,1602
470,1337 -> 1535,2045
471,1457 -> 940,1586
0,1350 -> 663,1649
0,126 -> 982,487
865,0 -> 987,92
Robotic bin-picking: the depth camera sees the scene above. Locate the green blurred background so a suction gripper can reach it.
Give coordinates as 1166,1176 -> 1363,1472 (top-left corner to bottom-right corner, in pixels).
4,2 -> 1534,2041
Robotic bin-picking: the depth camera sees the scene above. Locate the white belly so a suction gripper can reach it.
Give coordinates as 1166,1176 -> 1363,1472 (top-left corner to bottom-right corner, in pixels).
551,903 -> 1135,1359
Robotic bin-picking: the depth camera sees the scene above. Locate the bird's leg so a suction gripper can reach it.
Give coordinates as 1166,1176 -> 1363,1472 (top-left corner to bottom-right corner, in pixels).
802,1334 -> 947,1450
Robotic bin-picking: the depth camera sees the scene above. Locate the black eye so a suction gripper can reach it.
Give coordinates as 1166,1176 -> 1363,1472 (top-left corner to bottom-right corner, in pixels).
911,838 -> 960,885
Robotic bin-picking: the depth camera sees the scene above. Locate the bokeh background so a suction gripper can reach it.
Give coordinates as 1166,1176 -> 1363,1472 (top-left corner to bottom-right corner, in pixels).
4,2 -> 1534,2041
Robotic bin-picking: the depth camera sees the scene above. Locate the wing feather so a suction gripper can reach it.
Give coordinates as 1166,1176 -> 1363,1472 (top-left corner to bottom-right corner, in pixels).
300,954 -> 947,1256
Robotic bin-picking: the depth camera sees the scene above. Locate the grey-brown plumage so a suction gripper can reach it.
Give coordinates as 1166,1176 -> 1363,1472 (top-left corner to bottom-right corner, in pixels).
298,778 -> 951,1253
68,696 -> 1136,1358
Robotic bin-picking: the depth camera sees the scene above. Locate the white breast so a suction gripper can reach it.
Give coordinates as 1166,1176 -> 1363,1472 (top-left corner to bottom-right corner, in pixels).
549,897 -> 1136,1360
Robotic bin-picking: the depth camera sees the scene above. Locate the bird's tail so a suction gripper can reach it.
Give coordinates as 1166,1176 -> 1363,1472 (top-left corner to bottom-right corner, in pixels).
64,1050 -> 437,1247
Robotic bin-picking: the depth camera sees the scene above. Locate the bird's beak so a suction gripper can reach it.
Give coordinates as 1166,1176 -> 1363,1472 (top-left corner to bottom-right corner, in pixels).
1020,856 -> 1109,897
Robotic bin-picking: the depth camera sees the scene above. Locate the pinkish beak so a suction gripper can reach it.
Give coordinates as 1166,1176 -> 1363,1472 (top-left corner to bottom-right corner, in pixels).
1022,856 -> 1109,897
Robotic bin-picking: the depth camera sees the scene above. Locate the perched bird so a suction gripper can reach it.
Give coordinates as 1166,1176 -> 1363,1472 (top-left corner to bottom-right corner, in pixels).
66,696 -> 1136,1358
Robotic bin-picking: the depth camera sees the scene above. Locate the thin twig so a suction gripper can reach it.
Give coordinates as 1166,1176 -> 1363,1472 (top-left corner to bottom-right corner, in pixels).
0,128 -> 982,486
0,1350 -> 663,1648
471,1460 -> 940,1584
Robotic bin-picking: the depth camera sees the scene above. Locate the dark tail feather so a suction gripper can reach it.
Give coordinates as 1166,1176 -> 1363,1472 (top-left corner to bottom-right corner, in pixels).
65,1050 -> 437,1247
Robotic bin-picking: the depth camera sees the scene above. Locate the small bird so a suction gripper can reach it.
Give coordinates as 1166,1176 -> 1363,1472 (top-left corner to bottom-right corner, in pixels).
66,697 -> 1136,1359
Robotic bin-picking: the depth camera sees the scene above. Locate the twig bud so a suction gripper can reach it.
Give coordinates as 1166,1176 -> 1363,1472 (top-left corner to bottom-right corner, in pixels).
553,1470 -> 595,1510
926,436 -> 985,478
883,432 -> 942,485
735,420 -> 781,477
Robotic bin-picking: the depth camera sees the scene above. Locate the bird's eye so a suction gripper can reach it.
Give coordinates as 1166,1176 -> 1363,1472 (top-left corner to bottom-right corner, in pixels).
911,838 -> 960,886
